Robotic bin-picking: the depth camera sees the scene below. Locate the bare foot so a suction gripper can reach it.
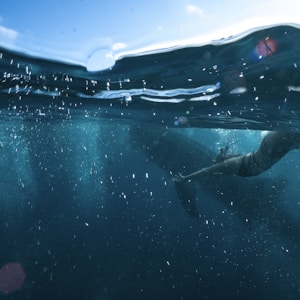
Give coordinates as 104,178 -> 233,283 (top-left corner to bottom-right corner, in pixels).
172,173 -> 187,182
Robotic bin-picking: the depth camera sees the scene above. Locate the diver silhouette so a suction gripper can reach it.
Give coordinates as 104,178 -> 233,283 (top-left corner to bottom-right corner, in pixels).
174,132 -> 300,181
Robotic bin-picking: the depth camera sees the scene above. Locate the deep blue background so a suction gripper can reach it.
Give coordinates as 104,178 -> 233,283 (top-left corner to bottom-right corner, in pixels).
0,120 -> 299,300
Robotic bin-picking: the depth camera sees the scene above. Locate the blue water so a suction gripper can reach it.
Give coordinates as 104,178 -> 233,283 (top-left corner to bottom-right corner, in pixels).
0,24 -> 300,299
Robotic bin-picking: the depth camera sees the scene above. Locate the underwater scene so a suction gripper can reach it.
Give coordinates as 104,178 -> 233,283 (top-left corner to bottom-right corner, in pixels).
0,23 -> 300,299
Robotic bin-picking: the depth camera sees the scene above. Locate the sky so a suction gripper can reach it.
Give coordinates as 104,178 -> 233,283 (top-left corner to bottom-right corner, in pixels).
0,0 -> 299,70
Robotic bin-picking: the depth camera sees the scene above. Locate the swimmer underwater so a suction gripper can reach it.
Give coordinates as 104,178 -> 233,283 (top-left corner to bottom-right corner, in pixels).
173,132 -> 300,182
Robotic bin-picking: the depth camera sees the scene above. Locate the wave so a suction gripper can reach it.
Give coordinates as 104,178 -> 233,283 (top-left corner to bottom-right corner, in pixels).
1,24 -> 300,131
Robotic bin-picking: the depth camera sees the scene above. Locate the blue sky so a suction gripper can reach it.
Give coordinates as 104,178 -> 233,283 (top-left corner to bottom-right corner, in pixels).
0,0 -> 299,70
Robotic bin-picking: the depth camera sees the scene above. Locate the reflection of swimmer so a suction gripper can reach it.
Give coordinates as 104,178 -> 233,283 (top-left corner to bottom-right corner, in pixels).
174,132 -> 300,182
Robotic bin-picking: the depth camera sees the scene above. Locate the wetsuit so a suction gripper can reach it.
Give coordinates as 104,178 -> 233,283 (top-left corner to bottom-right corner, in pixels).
238,132 -> 300,177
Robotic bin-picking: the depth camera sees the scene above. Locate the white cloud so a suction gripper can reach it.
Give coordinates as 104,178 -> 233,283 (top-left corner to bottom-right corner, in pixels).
112,42 -> 126,51
0,25 -> 18,40
186,4 -> 205,17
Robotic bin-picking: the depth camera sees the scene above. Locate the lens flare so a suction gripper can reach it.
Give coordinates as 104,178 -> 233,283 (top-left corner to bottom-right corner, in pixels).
253,37 -> 277,60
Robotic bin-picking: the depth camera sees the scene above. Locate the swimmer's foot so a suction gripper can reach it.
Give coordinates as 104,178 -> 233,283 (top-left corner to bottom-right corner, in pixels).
172,173 -> 187,182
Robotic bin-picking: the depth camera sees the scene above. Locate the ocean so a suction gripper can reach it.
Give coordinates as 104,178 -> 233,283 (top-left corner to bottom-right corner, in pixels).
0,24 -> 300,299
